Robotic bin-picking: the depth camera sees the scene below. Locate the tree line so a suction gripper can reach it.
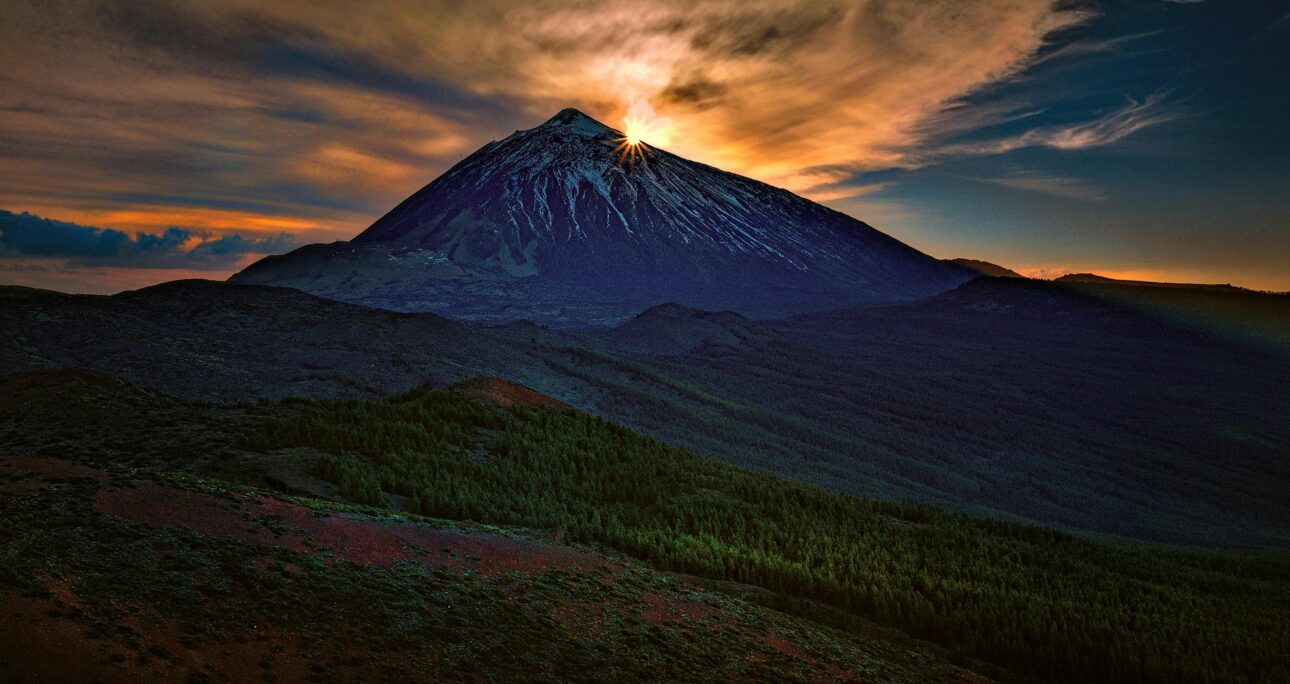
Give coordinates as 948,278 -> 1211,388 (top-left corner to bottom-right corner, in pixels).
246,387 -> 1290,684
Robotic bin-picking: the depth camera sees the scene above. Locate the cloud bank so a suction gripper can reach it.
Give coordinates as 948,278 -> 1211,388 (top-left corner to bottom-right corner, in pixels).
0,210 -> 299,269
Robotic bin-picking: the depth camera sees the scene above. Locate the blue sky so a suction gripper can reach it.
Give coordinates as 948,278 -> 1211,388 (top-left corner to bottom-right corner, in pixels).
833,0 -> 1290,286
0,0 -> 1287,291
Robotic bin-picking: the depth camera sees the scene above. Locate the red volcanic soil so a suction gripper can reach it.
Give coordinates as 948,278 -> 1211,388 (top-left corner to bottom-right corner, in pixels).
2,455 -> 609,579
551,600 -> 608,640
94,479 -> 612,577
0,367 -> 140,404
3,457 -> 992,683
759,629 -> 860,683
0,455 -> 107,493
0,587 -> 360,684
450,376 -> 576,411
640,591 -> 726,627
1,456 -> 614,680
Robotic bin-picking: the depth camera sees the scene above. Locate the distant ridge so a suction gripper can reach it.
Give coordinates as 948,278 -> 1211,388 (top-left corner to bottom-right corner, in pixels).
600,302 -> 776,354
1055,273 -> 1290,348
947,258 -> 1025,278
1056,272 -> 1243,291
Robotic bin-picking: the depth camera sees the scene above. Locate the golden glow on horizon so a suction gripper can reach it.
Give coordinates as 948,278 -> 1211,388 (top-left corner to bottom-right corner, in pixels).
0,203 -> 359,240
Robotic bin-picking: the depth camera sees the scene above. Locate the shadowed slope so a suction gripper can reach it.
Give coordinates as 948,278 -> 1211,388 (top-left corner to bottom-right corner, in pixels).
3,278 -> 1289,548
1054,273 -> 1290,348
598,302 -> 779,355
3,368 -> 1287,684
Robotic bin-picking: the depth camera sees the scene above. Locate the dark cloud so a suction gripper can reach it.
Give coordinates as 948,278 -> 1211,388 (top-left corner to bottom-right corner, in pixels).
0,211 -> 133,258
70,0 -> 524,120
660,74 -> 728,109
689,5 -> 843,57
89,0 -> 275,73
0,210 -> 299,269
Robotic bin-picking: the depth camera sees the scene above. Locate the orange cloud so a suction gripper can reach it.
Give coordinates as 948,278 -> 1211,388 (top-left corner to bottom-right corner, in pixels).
1,0 -> 1092,224
232,0 -> 1092,196
288,144 -> 420,197
2,203 -> 350,240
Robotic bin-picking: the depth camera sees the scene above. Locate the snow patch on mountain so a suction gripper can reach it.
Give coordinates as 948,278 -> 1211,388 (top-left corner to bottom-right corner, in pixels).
232,109 -> 971,326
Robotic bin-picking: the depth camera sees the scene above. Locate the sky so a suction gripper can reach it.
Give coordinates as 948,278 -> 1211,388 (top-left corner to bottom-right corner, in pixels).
1,0 -> 1287,293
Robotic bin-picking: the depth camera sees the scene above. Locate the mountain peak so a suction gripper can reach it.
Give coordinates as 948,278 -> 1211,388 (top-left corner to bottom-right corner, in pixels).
538,107 -> 617,137
232,106 -> 970,325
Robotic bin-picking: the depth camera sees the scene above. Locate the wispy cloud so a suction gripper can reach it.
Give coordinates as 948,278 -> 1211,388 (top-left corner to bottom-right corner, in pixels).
1042,94 -> 1178,149
0,0 -> 1094,211
932,92 -> 1179,158
1030,29 -> 1170,67
961,173 -> 1106,200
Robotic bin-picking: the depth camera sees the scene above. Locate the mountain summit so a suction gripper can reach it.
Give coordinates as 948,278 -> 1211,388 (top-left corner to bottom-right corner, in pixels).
231,108 -> 969,325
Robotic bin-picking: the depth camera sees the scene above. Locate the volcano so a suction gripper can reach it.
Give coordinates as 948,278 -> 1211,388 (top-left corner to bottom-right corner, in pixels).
231,108 -> 970,326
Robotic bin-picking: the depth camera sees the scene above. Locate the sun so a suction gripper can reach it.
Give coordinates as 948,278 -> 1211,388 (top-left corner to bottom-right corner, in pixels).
617,102 -> 671,165
617,115 -> 654,164
624,117 -> 646,146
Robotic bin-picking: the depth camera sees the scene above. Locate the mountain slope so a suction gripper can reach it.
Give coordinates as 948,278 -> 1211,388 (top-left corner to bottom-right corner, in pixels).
598,302 -> 778,355
1055,273 -> 1290,348
1,408 -> 981,683
4,278 -> 1290,548
0,280 -> 540,400
231,109 -> 969,325
4,368 -> 1288,684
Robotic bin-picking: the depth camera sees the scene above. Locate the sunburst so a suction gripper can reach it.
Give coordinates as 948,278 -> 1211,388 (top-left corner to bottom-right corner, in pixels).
615,114 -> 655,165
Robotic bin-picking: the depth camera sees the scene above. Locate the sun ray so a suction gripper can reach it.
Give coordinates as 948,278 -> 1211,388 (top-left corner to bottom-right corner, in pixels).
614,137 -> 650,166
614,104 -> 668,166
